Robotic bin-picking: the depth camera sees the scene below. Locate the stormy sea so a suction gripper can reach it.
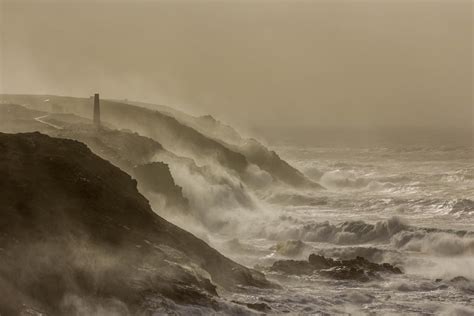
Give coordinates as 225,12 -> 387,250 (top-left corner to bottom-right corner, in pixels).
0,97 -> 472,315
215,144 -> 474,315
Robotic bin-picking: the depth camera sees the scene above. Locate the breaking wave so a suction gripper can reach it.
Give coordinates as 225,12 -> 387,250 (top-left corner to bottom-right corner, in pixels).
319,170 -> 399,191
392,231 -> 474,256
262,216 -> 408,245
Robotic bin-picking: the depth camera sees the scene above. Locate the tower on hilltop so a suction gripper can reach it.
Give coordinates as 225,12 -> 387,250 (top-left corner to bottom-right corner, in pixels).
93,93 -> 100,129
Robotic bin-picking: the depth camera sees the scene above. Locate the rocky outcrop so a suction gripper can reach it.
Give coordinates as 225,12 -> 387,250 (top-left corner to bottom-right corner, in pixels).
133,162 -> 190,211
235,138 -> 319,188
272,240 -> 309,257
0,132 -> 271,315
270,254 -> 402,281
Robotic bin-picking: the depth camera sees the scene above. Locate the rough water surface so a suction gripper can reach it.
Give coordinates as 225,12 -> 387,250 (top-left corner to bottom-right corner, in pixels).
214,145 -> 474,315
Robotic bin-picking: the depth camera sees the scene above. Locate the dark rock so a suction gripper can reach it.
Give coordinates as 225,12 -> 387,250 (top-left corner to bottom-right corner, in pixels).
247,302 -> 272,312
308,254 -> 335,269
270,260 -> 316,275
1,95 -> 320,189
231,301 -> 272,313
133,162 -> 190,210
273,240 -> 309,257
0,132 -> 273,315
450,276 -> 470,283
271,254 -> 402,281
319,266 -> 377,282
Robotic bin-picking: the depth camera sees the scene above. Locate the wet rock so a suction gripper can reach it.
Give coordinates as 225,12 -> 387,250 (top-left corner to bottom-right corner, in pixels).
247,302 -> 272,312
308,254 -> 335,268
270,254 -> 402,281
231,300 -> 272,313
449,276 -> 474,294
273,240 -> 309,257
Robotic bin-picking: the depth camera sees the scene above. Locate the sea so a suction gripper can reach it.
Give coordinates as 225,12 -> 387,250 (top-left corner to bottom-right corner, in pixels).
208,144 -> 474,315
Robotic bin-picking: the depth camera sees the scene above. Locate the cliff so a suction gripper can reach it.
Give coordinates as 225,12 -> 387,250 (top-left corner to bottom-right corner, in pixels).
0,132 -> 270,315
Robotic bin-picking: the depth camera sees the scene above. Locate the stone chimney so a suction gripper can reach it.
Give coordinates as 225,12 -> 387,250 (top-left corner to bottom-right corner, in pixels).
93,93 -> 100,129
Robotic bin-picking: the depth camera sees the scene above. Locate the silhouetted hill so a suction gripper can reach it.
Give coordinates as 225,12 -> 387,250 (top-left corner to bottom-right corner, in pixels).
0,132 -> 270,315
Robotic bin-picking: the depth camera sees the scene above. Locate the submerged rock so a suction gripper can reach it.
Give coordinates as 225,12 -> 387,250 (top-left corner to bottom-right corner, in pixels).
270,254 -> 402,281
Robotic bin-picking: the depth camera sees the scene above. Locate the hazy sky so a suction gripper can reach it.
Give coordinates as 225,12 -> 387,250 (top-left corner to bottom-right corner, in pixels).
1,0 -> 472,130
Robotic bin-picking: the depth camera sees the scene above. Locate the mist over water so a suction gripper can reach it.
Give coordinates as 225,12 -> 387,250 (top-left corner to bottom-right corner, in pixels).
1,0 -> 473,314
143,125 -> 473,314
197,142 -> 472,310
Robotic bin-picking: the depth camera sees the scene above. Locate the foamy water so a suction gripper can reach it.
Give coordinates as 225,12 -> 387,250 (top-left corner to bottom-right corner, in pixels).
211,145 -> 474,315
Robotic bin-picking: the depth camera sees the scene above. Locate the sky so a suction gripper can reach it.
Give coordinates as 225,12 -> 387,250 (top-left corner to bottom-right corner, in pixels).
1,0 -> 472,132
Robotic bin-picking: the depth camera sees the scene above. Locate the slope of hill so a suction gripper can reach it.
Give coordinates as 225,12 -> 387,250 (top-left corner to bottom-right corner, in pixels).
0,95 -> 249,173
0,104 -> 190,213
0,105 -> 262,233
1,94 -> 319,188
0,132 -> 271,315
124,100 -> 244,146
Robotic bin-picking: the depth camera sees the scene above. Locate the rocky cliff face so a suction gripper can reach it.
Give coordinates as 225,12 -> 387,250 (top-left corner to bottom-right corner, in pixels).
133,162 -> 190,211
0,132 -> 270,315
